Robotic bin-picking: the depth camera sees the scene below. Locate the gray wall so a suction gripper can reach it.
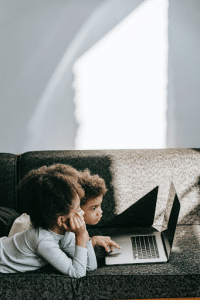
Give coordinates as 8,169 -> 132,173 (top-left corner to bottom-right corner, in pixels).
0,0 -> 103,153
1,0 -> 200,153
167,0 -> 200,148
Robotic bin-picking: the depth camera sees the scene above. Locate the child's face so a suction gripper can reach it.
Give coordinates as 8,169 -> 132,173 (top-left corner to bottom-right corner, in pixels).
62,194 -> 85,223
81,195 -> 103,225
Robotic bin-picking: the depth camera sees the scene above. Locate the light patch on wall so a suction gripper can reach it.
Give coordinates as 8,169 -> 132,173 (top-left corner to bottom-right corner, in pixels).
73,0 -> 168,150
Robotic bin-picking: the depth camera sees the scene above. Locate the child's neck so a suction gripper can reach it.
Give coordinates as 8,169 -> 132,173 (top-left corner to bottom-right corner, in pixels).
49,224 -> 66,235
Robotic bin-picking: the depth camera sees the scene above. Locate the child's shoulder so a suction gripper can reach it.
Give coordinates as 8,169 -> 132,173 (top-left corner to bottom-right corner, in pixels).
27,228 -> 75,244
26,227 -> 54,242
25,227 -> 58,250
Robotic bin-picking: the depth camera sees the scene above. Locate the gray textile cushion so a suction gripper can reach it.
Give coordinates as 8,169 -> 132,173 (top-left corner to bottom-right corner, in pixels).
0,153 -> 18,210
1,149 -> 200,299
0,224 -> 200,300
18,149 -> 200,226
0,206 -> 20,237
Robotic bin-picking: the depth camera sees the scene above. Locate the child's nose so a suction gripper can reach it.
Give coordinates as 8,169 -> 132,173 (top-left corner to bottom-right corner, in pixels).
98,207 -> 103,215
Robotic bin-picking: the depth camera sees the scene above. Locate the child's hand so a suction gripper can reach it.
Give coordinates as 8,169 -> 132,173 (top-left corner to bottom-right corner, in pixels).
63,214 -> 89,247
63,214 -> 87,236
91,236 -> 121,252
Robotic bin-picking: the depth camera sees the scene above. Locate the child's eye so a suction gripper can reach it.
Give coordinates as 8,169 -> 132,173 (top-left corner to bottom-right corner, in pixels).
92,207 -> 96,210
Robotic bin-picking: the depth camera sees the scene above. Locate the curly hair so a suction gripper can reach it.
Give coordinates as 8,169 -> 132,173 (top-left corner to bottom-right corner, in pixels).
78,169 -> 107,205
19,164 -> 84,230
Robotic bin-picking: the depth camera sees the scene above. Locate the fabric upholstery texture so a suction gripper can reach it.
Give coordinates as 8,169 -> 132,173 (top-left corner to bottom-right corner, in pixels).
0,206 -> 20,237
0,149 -> 200,299
18,149 -> 200,225
0,153 -> 18,210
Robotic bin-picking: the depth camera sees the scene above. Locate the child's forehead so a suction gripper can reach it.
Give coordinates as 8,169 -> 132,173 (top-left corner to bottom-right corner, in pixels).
85,195 -> 103,206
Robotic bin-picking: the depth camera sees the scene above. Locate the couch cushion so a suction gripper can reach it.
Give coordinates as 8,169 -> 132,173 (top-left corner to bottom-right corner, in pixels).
0,206 -> 20,237
0,225 -> 199,299
8,213 -> 31,237
18,149 -> 200,227
0,267 -> 75,300
0,153 -> 18,210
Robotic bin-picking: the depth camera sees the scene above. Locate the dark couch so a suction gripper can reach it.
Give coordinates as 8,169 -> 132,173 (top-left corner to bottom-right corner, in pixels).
0,149 -> 200,300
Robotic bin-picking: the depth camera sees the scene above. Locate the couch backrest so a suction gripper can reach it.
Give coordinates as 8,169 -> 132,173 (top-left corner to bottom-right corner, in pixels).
0,153 -> 18,210
17,149 -> 200,227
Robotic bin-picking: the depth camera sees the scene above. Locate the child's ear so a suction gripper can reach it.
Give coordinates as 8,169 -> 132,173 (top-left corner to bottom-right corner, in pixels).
57,216 -> 63,227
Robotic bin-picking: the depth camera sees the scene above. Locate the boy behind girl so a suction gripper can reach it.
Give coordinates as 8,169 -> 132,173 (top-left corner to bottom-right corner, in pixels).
79,169 -> 120,252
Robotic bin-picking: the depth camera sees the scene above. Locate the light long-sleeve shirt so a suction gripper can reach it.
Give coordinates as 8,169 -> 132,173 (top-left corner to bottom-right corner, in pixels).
0,227 -> 97,278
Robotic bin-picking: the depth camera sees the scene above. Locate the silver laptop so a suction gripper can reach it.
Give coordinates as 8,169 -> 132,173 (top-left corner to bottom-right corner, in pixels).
105,182 -> 180,265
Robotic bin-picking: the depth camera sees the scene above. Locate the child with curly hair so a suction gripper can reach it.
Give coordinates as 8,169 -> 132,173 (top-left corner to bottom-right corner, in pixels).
0,164 -> 97,278
79,169 -> 121,253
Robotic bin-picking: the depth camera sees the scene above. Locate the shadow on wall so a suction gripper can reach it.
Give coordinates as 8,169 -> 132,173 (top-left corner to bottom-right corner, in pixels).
3,0 -> 200,152
1,0 -> 105,153
9,0 -> 145,153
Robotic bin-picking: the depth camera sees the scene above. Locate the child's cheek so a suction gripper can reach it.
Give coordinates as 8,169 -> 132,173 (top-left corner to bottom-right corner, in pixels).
85,211 -> 92,221
83,214 -> 87,222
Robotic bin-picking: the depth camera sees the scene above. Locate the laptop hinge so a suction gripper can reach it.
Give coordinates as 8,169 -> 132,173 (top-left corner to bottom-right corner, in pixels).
161,230 -> 173,259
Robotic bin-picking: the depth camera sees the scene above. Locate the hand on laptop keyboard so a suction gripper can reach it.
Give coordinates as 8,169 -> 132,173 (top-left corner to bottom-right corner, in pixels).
91,236 -> 121,252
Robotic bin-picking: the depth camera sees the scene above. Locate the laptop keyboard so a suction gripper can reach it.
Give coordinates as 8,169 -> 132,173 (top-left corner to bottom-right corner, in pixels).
131,235 -> 160,259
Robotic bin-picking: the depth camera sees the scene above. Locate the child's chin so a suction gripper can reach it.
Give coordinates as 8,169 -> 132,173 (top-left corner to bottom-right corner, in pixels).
93,218 -> 101,225
86,218 -> 102,225
88,220 -> 99,225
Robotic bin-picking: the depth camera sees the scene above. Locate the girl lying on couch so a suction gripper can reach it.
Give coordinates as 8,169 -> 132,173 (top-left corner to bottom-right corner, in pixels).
0,164 -> 120,277
0,164 -> 97,278
9,165 -> 121,253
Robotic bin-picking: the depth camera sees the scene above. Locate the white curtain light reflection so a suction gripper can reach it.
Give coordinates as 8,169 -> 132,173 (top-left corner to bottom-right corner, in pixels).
74,0 -> 168,150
